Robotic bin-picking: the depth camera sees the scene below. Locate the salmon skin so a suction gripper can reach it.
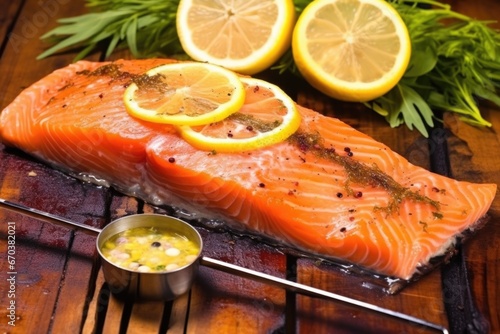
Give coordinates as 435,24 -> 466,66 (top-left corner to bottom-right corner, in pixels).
0,59 -> 496,282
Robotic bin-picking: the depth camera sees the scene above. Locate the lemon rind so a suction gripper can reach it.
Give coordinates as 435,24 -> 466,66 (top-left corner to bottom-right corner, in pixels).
180,77 -> 301,152
292,0 -> 411,102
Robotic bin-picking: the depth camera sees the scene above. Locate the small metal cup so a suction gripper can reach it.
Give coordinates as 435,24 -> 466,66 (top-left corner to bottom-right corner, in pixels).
96,213 -> 203,301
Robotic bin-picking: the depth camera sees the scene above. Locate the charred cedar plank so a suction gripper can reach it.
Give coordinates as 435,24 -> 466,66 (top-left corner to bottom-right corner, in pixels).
295,258 -> 447,333
0,0 -> 100,112
127,301 -> 165,333
49,231 -> 100,333
0,148 -> 108,332
183,228 -> 286,333
0,213 -> 69,331
0,0 -> 106,332
444,108 -> 500,333
101,293 -> 127,333
168,292 -> 190,333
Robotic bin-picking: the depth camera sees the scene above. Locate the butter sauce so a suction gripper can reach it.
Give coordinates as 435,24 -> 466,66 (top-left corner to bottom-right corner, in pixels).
101,226 -> 200,272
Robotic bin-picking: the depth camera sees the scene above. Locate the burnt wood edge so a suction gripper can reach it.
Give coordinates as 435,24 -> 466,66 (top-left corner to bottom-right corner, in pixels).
428,126 -> 490,333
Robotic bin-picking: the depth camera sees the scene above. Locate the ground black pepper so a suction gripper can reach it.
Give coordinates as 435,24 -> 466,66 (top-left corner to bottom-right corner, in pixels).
288,131 -> 441,215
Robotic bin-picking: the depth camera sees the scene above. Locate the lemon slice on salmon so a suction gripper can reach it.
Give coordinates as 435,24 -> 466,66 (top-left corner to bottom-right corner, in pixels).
179,77 -> 301,152
123,62 -> 245,126
176,0 -> 296,75
292,0 -> 411,102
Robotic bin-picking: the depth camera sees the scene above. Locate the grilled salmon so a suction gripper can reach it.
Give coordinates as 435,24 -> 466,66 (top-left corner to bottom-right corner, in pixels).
0,59 -> 496,281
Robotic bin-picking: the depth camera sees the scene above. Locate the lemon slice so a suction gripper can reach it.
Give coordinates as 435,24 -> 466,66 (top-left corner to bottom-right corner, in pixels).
176,0 -> 296,75
123,62 -> 245,126
179,77 -> 301,152
292,0 -> 411,102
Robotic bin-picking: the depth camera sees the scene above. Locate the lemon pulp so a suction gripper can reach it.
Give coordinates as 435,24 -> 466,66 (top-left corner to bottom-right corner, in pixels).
176,0 -> 296,75
292,0 -> 411,102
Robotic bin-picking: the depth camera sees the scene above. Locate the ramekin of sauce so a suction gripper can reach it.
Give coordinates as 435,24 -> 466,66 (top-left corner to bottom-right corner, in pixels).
96,214 -> 203,301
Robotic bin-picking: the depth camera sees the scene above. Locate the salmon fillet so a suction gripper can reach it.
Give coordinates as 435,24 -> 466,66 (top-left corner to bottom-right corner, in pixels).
0,59 -> 496,281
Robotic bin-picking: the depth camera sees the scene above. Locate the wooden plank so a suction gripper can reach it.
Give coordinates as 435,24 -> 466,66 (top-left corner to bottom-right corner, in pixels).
444,107 -> 500,333
168,292 -> 190,333
82,270 -> 107,334
0,0 -> 22,46
1,1 -> 499,333
50,231 -> 100,334
0,0 -> 98,112
430,3 -> 500,331
101,293 -> 127,334
185,228 -> 286,333
0,151 -> 109,332
429,4 -> 500,333
126,301 -> 165,333
0,145 -> 109,332
0,4 -> 109,329
295,258 -> 448,333
0,212 -> 70,332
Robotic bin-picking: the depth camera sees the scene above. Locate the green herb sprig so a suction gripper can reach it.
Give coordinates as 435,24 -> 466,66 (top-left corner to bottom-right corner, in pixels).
373,0 -> 500,137
37,0 -> 500,137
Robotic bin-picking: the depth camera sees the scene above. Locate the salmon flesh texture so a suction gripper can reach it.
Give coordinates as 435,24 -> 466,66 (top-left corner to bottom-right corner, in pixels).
0,59 -> 496,281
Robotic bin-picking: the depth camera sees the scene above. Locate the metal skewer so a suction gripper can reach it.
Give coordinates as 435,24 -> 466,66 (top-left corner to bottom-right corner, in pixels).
0,198 -> 448,333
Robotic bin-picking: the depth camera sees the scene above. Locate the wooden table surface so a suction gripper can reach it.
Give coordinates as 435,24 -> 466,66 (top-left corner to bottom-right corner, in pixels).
0,1 -> 499,333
